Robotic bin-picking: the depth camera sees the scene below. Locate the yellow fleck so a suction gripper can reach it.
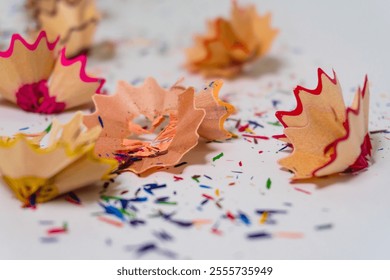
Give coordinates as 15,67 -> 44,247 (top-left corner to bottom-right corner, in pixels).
260,211 -> 268,224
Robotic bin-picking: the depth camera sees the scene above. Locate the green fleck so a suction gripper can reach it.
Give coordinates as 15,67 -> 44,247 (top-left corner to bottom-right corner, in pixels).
44,123 -> 53,133
192,175 -> 201,183
266,178 -> 272,189
120,209 -> 136,218
267,121 -> 282,127
156,201 -> 177,205
212,152 -> 224,162
100,195 -> 123,201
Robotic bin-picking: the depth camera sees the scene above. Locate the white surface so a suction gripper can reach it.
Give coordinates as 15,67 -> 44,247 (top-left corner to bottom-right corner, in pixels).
0,0 -> 389,259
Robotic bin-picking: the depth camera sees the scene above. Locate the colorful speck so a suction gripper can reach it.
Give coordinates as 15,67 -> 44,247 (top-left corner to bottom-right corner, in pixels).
98,116 -> 104,128
212,152 -> 224,162
266,178 -> 272,189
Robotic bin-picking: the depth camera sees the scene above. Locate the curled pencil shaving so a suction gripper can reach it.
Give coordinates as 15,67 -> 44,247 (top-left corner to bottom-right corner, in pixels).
166,79 -> 235,140
0,31 -> 103,114
25,0 -> 83,16
186,0 -> 278,78
195,80 -> 236,140
0,112 -> 117,204
275,68 -> 372,180
83,78 -> 205,174
32,0 -> 100,57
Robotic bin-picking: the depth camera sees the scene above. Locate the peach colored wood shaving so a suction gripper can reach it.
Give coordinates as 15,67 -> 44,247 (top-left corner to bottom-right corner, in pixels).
186,0 -> 278,78
83,78 -> 206,174
276,69 -> 372,180
35,0 -> 100,57
195,80 -> 236,140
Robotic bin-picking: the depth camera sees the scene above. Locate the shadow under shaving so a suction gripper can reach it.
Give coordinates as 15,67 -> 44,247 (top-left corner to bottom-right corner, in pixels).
0,98 -> 18,109
291,172 -> 357,189
242,55 -> 284,78
138,138 -> 219,177
0,96 -> 95,113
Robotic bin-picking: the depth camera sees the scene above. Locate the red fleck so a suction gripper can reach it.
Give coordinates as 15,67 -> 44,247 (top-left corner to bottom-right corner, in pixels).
294,187 -> 311,195
238,124 -> 249,132
242,134 -> 269,140
202,194 -> 214,200
173,176 -> 184,181
226,211 -> 235,221
211,228 -> 223,236
47,227 -> 67,235
255,111 -> 267,117
65,197 -> 81,205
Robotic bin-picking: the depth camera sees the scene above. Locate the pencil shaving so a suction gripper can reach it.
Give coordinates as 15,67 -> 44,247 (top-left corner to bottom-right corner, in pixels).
275,68 -> 372,180
195,80 -> 235,140
33,0 -> 100,57
0,112 -> 117,205
186,0 -> 278,78
83,78 -> 205,174
0,31 -> 103,114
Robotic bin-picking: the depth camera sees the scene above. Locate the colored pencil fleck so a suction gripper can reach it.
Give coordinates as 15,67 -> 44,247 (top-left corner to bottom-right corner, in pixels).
256,209 -> 287,215
211,228 -> 223,236
260,211 -> 268,224
40,237 -> 59,243
266,178 -> 272,189
247,231 -> 272,239
267,121 -> 282,126
129,219 -> 146,227
153,230 -> 173,242
44,123 -> 53,133
275,232 -> 304,239
99,203 -> 125,221
212,152 -> 224,162
174,161 -> 187,168
272,100 -> 281,108
156,201 -> 177,205
192,175 -> 201,183
98,115 -> 104,128
248,120 -> 264,128
238,211 -> 251,225
65,192 -> 81,205
202,194 -> 214,200
226,211 -> 235,221
278,145 -> 289,152
242,134 -> 269,140
315,223 -> 333,230
47,222 -> 68,235
98,216 -> 124,227
173,176 -> 183,181
294,187 -> 311,195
